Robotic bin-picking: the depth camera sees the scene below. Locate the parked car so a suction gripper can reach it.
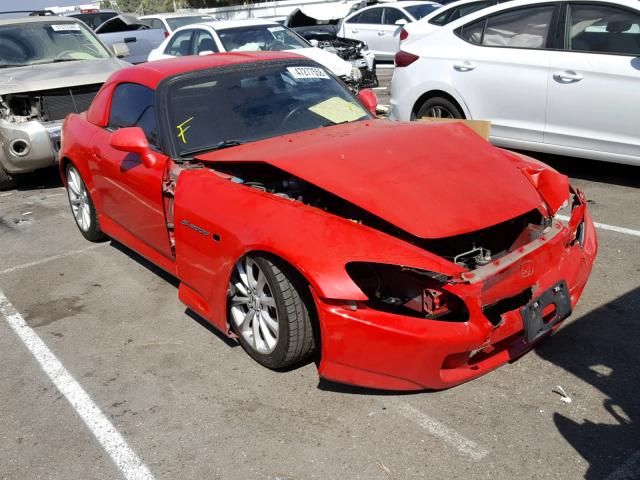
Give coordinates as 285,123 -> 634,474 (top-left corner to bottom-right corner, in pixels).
338,1 -> 442,60
59,52 -> 596,390
390,0 -> 640,166
139,12 -> 217,36
0,16 -> 128,189
148,19 -> 368,90
63,8 -> 119,29
399,0 -> 512,45
95,14 -> 165,64
285,5 -> 378,87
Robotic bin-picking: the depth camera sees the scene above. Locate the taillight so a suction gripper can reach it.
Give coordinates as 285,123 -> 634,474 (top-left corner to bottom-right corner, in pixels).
400,28 -> 408,41
395,50 -> 419,67
164,31 -> 170,38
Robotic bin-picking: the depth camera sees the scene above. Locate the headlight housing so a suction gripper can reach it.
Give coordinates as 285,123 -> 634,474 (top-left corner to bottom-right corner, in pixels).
349,66 -> 362,82
346,262 -> 468,321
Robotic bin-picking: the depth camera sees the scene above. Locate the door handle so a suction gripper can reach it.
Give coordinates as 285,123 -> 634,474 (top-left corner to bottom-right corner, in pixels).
453,61 -> 476,72
553,70 -> 583,82
351,29 -> 359,33
377,31 -> 386,36
124,37 -> 137,43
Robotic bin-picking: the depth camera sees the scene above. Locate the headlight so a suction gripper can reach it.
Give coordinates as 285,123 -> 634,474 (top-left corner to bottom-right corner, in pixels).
346,262 -> 468,321
350,66 -> 362,82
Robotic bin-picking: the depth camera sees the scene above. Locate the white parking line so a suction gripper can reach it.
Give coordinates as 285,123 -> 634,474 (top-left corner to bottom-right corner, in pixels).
604,449 -> 640,480
0,290 -> 155,480
0,244 -> 106,276
388,400 -> 489,461
556,215 -> 640,238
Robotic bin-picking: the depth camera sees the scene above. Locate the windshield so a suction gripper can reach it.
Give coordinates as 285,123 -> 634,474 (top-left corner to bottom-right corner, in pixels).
405,4 -> 442,20
217,25 -> 309,52
0,21 -> 111,68
167,16 -> 216,30
168,63 -> 370,156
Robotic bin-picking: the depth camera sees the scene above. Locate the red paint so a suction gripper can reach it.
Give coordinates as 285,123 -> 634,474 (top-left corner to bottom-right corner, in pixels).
58,54 -> 597,391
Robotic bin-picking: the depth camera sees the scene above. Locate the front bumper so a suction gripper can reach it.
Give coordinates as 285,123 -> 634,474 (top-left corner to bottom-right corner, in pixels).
0,119 -> 62,174
316,205 -> 597,391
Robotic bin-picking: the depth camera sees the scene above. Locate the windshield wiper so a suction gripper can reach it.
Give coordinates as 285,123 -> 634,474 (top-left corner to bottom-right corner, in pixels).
181,139 -> 245,157
0,64 -> 28,69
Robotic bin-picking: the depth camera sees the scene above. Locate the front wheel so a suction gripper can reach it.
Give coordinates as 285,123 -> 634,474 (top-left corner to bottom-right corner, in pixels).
0,165 -> 16,191
414,96 -> 463,120
66,164 -> 105,242
228,254 -> 317,369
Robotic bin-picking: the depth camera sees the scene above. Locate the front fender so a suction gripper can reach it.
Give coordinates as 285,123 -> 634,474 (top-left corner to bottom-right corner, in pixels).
173,167 -> 463,330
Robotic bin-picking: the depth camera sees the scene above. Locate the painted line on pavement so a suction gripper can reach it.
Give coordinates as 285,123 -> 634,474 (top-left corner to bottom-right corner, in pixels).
556,215 -> 640,238
0,244 -> 106,276
0,290 -> 155,480
604,449 -> 640,480
389,400 -> 489,461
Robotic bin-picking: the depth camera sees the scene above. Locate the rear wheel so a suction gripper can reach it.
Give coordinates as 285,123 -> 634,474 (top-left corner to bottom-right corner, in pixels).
228,254 -> 317,369
0,166 -> 16,191
66,164 -> 105,242
415,96 -> 463,120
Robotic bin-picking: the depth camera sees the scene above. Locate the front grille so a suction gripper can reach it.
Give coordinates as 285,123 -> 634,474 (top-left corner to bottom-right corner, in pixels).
39,84 -> 101,122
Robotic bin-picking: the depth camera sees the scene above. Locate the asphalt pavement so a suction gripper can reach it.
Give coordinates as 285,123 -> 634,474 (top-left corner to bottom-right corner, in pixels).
0,69 -> 639,480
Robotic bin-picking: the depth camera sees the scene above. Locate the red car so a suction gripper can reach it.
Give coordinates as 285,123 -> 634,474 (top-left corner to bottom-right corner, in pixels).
59,52 -> 597,391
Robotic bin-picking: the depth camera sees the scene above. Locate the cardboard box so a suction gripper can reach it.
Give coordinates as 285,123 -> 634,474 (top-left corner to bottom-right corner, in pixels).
418,118 -> 491,141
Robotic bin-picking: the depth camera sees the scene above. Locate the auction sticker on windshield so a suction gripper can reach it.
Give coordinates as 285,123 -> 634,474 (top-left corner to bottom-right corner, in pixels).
287,66 -> 329,80
51,24 -> 81,31
309,97 -> 365,124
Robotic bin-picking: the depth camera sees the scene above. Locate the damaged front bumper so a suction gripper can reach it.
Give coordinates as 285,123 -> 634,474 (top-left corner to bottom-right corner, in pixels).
316,192 -> 597,391
0,118 -> 62,174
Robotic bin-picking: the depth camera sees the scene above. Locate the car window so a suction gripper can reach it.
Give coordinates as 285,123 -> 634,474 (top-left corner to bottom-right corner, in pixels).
194,29 -> 219,54
166,29 -> 193,56
150,19 -> 166,31
108,83 -> 158,146
458,5 -> 555,49
217,25 -> 308,51
451,1 -> 496,21
350,8 -> 384,25
568,4 -> 640,56
166,16 -> 215,31
404,4 -> 442,20
383,8 -> 409,25
430,8 -> 453,26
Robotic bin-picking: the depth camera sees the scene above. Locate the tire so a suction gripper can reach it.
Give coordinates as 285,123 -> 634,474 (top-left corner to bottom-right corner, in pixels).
65,163 -> 105,242
414,96 -> 464,120
0,165 -> 16,191
228,254 -> 317,369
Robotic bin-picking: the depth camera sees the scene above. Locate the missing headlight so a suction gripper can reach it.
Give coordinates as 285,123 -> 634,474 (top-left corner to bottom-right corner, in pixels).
345,262 -> 469,321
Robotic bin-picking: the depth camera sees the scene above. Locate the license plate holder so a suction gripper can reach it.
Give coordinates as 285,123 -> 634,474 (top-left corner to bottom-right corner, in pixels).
521,281 -> 572,343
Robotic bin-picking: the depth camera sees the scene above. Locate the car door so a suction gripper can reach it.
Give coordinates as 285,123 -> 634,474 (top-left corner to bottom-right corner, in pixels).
342,7 -> 386,57
451,4 -> 557,142
545,2 -> 640,158
91,82 -> 173,260
381,7 -> 411,57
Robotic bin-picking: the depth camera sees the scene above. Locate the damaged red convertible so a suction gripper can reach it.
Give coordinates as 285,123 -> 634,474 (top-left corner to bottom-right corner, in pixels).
59,52 -> 597,390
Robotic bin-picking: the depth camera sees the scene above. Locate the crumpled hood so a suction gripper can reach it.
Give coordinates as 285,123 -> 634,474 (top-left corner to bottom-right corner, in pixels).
0,58 -> 127,94
197,120 -> 546,239
288,47 -> 352,77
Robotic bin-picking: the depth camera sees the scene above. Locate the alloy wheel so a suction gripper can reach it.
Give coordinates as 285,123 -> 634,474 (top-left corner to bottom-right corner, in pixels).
67,166 -> 91,232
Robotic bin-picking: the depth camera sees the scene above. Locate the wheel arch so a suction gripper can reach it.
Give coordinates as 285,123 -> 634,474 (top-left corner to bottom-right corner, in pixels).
412,89 -> 470,119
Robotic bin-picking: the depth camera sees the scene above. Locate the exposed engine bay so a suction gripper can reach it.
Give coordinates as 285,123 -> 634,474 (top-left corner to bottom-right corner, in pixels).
0,84 -> 101,123
210,162 -> 551,272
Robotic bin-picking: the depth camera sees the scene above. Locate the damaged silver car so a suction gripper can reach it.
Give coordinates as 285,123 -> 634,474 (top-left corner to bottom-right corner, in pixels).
0,16 -> 128,189
285,6 -> 378,88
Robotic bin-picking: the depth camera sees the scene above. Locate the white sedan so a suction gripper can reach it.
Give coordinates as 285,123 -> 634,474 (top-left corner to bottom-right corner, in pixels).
338,1 -> 442,60
390,0 -> 640,165
140,13 -> 217,35
148,19 -> 364,86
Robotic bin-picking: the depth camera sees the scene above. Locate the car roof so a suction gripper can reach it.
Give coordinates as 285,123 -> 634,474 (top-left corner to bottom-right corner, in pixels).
0,16 -> 82,26
107,51 -> 302,89
139,12 -> 215,19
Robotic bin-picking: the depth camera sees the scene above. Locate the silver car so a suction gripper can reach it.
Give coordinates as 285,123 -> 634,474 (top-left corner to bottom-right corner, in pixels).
0,16 -> 128,189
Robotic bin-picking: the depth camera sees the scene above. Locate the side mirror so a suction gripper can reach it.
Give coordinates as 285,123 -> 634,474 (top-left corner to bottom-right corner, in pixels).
112,42 -> 130,58
198,50 -> 214,56
110,127 -> 156,168
358,89 -> 378,115
395,19 -> 408,26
